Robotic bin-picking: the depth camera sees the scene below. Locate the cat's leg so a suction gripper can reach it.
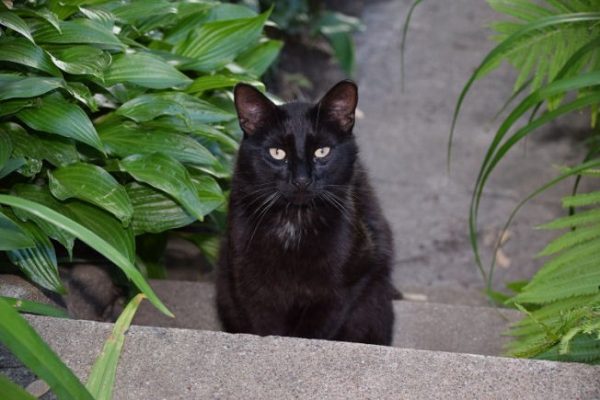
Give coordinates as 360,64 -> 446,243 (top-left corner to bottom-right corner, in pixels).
289,299 -> 347,339
334,278 -> 395,346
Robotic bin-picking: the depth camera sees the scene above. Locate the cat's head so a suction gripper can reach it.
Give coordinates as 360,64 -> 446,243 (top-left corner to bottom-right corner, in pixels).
233,80 -> 359,207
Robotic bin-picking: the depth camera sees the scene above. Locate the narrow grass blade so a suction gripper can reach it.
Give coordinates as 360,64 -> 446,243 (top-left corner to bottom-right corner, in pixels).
86,294 -> 145,400
1,296 -> 68,318
0,195 -> 172,317
400,0 -> 423,92
0,374 -> 37,400
0,297 -> 94,400
448,12 -> 600,170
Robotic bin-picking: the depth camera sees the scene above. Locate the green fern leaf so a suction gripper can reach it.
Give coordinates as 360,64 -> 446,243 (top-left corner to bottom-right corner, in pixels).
538,224 -> 600,256
562,190 -> 600,208
538,208 -> 600,229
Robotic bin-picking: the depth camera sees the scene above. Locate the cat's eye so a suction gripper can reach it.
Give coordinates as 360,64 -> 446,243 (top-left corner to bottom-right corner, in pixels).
269,148 -> 286,160
314,147 -> 331,159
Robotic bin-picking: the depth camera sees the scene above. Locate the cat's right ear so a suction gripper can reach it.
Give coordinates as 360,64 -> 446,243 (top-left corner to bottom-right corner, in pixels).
234,84 -> 276,136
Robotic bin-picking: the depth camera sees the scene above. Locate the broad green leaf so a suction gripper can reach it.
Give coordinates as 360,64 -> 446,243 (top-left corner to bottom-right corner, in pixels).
147,118 -> 239,153
0,99 -> 34,117
32,18 -> 124,48
119,153 -> 207,221
0,11 -> 34,43
186,73 -> 264,94
235,40 -> 283,77
0,210 -> 35,250
0,195 -> 171,316
185,232 -> 220,265
65,81 -> 98,111
0,374 -> 37,400
162,4 -> 212,45
104,52 -> 191,89
6,217 -> 65,294
66,200 -> 135,264
47,45 -> 111,77
206,3 -> 257,21
99,122 -> 218,167
175,10 -> 271,72
127,182 -> 195,235
111,0 -> 176,23
323,32 -> 354,75
116,92 -> 234,124
48,163 -> 133,226
15,8 -> 61,33
16,93 -> 104,152
0,158 -> 26,179
0,297 -> 94,400
2,296 -> 68,318
13,184 -> 76,257
0,37 -> 61,76
78,7 -> 115,29
36,134 -> 80,167
0,77 -> 63,100
0,129 -> 11,170
86,294 -> 145,400
191,174 -> 226,216
2,122 -> 79,167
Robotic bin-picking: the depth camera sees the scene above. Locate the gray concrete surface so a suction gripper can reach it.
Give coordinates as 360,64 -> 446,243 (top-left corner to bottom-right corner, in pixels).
0,274 -> 65,309
353,0 -> 595,301
1,315 -> 599,399
133,280 -> 519,356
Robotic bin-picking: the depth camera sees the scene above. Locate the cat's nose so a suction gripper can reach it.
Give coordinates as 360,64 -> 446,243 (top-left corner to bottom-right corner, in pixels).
293,177 -> 312,190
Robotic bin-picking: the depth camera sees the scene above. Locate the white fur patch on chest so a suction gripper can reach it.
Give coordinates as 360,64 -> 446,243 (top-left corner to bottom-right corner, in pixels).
276,219 -> 308,250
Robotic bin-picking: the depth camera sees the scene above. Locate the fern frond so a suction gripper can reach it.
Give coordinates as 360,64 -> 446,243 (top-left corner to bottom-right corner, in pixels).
538,208 -> 600,229
486,1 -> 600,93
562,190 -> 600,207
513,268 -> 600,304
532,238 -> 600,280
537,223 -> 600,256
537,333 -> 600,363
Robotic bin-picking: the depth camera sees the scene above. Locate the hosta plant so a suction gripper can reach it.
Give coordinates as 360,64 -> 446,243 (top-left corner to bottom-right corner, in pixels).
0,0 -> 281,309
451,0 -> 600,362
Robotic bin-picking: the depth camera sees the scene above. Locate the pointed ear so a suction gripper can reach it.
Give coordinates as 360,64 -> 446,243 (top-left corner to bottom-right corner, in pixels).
234,84 -> 276,136
316,80 -> 358,133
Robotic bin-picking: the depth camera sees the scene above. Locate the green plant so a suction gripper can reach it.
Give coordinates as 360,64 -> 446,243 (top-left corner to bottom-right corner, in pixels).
0,293 -> 146,398
451,0 -> 600,362
255,0 -> 363,75
0,0 -> 280,301
0,0 -> 280,393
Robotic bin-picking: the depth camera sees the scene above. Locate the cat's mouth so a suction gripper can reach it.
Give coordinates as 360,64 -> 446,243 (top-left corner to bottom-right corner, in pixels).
285,191 -> 315,206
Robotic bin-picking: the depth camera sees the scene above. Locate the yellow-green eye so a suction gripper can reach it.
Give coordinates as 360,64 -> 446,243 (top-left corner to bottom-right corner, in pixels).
314,147 -> 331,158
269,148 -> 286,160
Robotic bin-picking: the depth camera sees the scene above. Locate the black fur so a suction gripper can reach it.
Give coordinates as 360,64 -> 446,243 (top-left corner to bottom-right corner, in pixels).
216,81 -> 395,345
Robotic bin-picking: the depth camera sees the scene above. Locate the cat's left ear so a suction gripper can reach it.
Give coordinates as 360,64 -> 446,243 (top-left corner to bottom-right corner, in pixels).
316,80 -> 358,134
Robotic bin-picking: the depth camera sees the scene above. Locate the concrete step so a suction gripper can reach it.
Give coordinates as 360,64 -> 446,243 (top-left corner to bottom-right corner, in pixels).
132,280 -> 520,356
2,315 -> 598,399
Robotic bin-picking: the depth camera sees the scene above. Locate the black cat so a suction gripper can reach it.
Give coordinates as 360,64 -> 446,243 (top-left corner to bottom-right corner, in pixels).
216,80 -> 395,345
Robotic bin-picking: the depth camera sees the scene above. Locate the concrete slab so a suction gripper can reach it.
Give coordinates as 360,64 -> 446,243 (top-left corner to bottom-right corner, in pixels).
2,315 -> 599,399
133,280 -> 519,356
354,0 -> 593,295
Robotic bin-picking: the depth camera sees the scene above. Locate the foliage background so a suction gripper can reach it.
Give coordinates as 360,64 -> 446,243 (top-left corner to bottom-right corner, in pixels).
0,0 -> 281,303
450,0 -> 600,363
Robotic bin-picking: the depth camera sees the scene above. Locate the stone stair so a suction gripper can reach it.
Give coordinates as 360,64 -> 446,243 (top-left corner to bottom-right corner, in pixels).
2,311 -> 599,399
132,280 -> 519,356
3,278 -> 600,399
